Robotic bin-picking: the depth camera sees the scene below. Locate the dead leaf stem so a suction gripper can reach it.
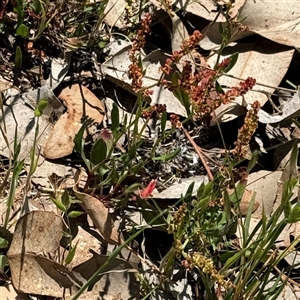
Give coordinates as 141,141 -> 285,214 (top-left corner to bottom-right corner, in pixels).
182,126 -> 214,180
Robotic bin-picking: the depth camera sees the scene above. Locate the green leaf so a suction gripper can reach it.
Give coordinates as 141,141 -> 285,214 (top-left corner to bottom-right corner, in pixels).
0,238 -> 9,249
51,197 -> 66,212
61,190 -> 70,210
68,211 -> 86,218
74,118 -> 93,154
218,22 -> 224,35
16,24 -> 29,38
124,182 -> 141,194
32,0 -> 42,14
183,182 -> 195,200
74,118 -> 93,170
90,138 -> 107,165
287,205 -> 300,223
293,119 -> 300,129
160,111 -> 167,132
137,198 -> 166,227
111,103 -> 120,134
98,40 -> 108,48
65,241 -> 79,265
128,143 -> 138,161
153,148 -> 180,162
215,81 -> 224,94
15,0 -> 24,26
15,46 -> 23,68
0,255 -> 8,273
34,99 -> 48,117
171,71 -> 191,116
223,52 -> 239,73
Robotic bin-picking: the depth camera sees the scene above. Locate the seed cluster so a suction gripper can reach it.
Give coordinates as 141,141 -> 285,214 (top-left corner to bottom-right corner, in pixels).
128,13 -> 153,96
234,101 -> 260,158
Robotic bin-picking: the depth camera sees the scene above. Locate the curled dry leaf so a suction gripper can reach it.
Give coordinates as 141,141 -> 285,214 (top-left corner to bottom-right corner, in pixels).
74,185 -> 122,245
7,211 -> 81,297
44,84 -> 105,159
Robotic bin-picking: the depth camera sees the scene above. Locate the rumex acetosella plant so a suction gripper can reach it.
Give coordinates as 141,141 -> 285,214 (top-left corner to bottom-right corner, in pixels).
128,12 -> 260,158
124,9 -> 276,299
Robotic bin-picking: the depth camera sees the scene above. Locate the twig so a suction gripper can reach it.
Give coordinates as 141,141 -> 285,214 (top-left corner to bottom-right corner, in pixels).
182,127 -> 214,181
274,265 -> 300,289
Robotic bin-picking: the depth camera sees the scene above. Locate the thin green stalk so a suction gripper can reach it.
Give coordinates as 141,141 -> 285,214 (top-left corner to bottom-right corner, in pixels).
21,116 -> 40,215
0,93 -> 12,196
4,128 -> 24,229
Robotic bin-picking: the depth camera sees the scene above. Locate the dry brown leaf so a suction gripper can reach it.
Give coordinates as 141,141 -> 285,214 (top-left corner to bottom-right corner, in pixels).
8,211 -> 63,253
8,254 -> 81,297
7,211 -> 81,297
44,84 -> 105,159
0,74 -> 12,91
104,0 -> 127,29
66,225 -> 103,268
74,187 -> 123,245
239,189 -> 259,216
248,170 -> 282,218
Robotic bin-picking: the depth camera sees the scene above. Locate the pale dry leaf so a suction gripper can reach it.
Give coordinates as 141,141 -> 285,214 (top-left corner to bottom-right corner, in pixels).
44,84 -> 105,159
240,0 -> 300,48
0,89 -> 52,161
276,222 -> 300,249
248,170 -> 282,219
171,14 -> 189,52
69,252 -> 139,300
200,1 -> 300,50
176,0 -> 245,22
0,284 -> 20,300
200,22 -> 244,50
74,187 -> 122,245
104,0 -> 127,29
207,40 -> 294,122
0,74 -> 13,91
22,85 -> 65,121
170,14 -> 196,72
153,175 -> 209,199
41,52 -> 72,89
258,88 -> 300,124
